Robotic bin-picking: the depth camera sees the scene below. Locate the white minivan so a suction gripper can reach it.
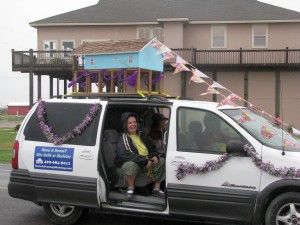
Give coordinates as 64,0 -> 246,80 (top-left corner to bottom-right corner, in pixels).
8,95 -> 300,225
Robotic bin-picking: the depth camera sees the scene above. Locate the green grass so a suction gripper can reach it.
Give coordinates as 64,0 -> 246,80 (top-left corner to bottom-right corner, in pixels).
0,115 -> 25,121
0,128 -> 17,163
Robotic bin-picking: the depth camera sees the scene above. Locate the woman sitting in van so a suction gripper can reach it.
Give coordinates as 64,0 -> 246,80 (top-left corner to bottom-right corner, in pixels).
114,112 -> 165,199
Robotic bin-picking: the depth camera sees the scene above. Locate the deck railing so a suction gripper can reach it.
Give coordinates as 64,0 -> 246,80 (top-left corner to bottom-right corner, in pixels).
12,48 -> 300,70
12,49 -> 74,68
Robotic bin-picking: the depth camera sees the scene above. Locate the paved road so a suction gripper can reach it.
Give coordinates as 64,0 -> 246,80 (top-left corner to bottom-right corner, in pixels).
0,163 -> 198,225
0,120 -> 21,128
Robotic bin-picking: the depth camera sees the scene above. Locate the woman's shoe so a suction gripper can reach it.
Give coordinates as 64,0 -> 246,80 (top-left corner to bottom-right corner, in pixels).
152,189 -> 165,198
126,187 -> 134,200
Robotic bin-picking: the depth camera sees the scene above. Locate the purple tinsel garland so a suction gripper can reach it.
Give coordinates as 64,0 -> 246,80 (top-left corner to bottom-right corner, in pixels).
175,153 -> 230,180
175,144 -> 300,180
244,144 -> 300,179
37,100 -> 101,146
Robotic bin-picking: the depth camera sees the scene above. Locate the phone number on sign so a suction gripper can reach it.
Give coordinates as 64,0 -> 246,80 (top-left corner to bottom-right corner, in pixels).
43,160 -> 71,166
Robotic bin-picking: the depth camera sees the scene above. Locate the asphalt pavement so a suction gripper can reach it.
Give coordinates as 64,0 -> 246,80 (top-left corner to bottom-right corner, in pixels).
0,163 -> 198,225
0,163 -> 11,188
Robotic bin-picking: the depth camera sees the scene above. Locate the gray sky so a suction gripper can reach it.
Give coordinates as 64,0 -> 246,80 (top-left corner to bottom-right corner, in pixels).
0,0 -> 300,107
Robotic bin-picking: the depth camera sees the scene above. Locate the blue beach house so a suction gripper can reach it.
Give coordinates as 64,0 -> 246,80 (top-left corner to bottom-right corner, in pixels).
71,39 -> 164,94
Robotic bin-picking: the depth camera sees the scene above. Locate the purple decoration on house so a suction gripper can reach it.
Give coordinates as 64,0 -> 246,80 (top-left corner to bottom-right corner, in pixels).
152,73 -> 164,84
126,69 -> 138,87
103,69 -> 125,81
67,70 -> 88,88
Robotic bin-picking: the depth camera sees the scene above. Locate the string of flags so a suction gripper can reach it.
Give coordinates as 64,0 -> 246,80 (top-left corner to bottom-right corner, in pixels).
149,37 -> 300,149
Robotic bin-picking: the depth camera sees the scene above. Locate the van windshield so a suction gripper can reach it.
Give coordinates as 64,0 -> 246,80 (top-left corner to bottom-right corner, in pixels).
222,108 -> 300,151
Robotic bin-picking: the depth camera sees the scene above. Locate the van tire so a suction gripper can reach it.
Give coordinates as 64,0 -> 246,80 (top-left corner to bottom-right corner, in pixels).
42,203 -> 84,225
265,192 -> 300,225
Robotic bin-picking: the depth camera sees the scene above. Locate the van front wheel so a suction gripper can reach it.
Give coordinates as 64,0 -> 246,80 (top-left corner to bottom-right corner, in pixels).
265,192 -> 300,225
43,203 -> 84,225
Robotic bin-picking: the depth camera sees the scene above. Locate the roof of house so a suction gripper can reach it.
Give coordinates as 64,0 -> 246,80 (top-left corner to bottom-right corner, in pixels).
30,0 -> 300,27
71,39 -> 151,55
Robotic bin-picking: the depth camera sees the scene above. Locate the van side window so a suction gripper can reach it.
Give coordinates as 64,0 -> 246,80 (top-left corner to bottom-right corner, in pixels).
177,108 -> 241,153
24,103 -> 101,146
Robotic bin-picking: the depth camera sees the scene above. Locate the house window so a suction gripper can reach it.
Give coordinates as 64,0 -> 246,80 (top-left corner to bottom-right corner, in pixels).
137,26 -> 164,42
44,41 -> 57,57
253,24 -> 268,48
128,56 -> 133,64
211,25 -> 226,48
62,41 -> 74,56
90,57 -> 94,66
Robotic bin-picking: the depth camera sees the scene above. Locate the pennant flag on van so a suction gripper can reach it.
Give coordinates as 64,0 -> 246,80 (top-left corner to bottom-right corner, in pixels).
155,45 -> 172,55
227,93 -> 243,101
161,52 -> 175,61
200,85 -> 219,95
189,74 -> 205,84
211,81 -> 227,90
176,56 -> 189,65
151,40 -> 163,49
271,116 -> 283,126
171,63 -> 190,74
249,104 -> 263,113
191,68 -> 209,78
217,97 -> 235,108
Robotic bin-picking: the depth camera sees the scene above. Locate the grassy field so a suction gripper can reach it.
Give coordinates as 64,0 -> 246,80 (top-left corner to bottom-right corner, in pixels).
0,128 -> 17,163
0,115 -> 25,121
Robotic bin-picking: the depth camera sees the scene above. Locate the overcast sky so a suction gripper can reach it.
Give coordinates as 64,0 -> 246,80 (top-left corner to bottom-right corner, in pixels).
0,0 -> 300,107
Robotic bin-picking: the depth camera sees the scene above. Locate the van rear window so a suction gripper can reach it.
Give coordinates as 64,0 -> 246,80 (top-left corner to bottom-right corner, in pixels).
24,103 -> 101,146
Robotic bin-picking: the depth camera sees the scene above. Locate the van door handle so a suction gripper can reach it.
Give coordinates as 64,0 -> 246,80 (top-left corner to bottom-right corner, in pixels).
171,156 -> 187,165
79,150 -> 94,160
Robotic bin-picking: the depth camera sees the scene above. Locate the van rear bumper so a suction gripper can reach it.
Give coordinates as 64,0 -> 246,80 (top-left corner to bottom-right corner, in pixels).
8,169 -> 99,208
8,169 -> 39,204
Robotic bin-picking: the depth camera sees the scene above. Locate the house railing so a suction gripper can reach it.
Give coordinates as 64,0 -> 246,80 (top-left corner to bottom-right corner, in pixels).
12,49 -> 74,68
12,48 -> 300,70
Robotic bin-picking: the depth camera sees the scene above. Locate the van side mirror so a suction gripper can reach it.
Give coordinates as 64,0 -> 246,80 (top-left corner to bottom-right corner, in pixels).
226,140 -> 247,156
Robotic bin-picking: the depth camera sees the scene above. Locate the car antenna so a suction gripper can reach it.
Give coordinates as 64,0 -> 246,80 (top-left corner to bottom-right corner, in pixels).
280,83 -> 285,156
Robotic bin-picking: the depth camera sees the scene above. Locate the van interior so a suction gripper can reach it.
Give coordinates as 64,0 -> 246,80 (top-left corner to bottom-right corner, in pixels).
100,104 -> 170,211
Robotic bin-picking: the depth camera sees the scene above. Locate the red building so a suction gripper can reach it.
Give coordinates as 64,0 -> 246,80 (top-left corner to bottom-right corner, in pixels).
7,103 -> 29,116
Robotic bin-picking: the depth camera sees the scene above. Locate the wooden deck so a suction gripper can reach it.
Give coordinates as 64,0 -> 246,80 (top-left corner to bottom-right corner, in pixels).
12,48 -> 300,78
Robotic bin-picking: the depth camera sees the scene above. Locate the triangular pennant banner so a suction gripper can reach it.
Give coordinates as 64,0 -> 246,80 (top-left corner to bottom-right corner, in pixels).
161,52 -> 175,61
155,45 -> 172,55
191,68 -> 209,78
227,93 -> 243,101
200,85 -> 220,95
261,125 -> 276,139
171,63 -> 190,74
217,98 -> 235,108
271,115 -> 283,126
249,104 -> 263,113
211,81 -> 227,90
189,74 -> 205,84
176,56 -> 189,65
150,40 -> 163,49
